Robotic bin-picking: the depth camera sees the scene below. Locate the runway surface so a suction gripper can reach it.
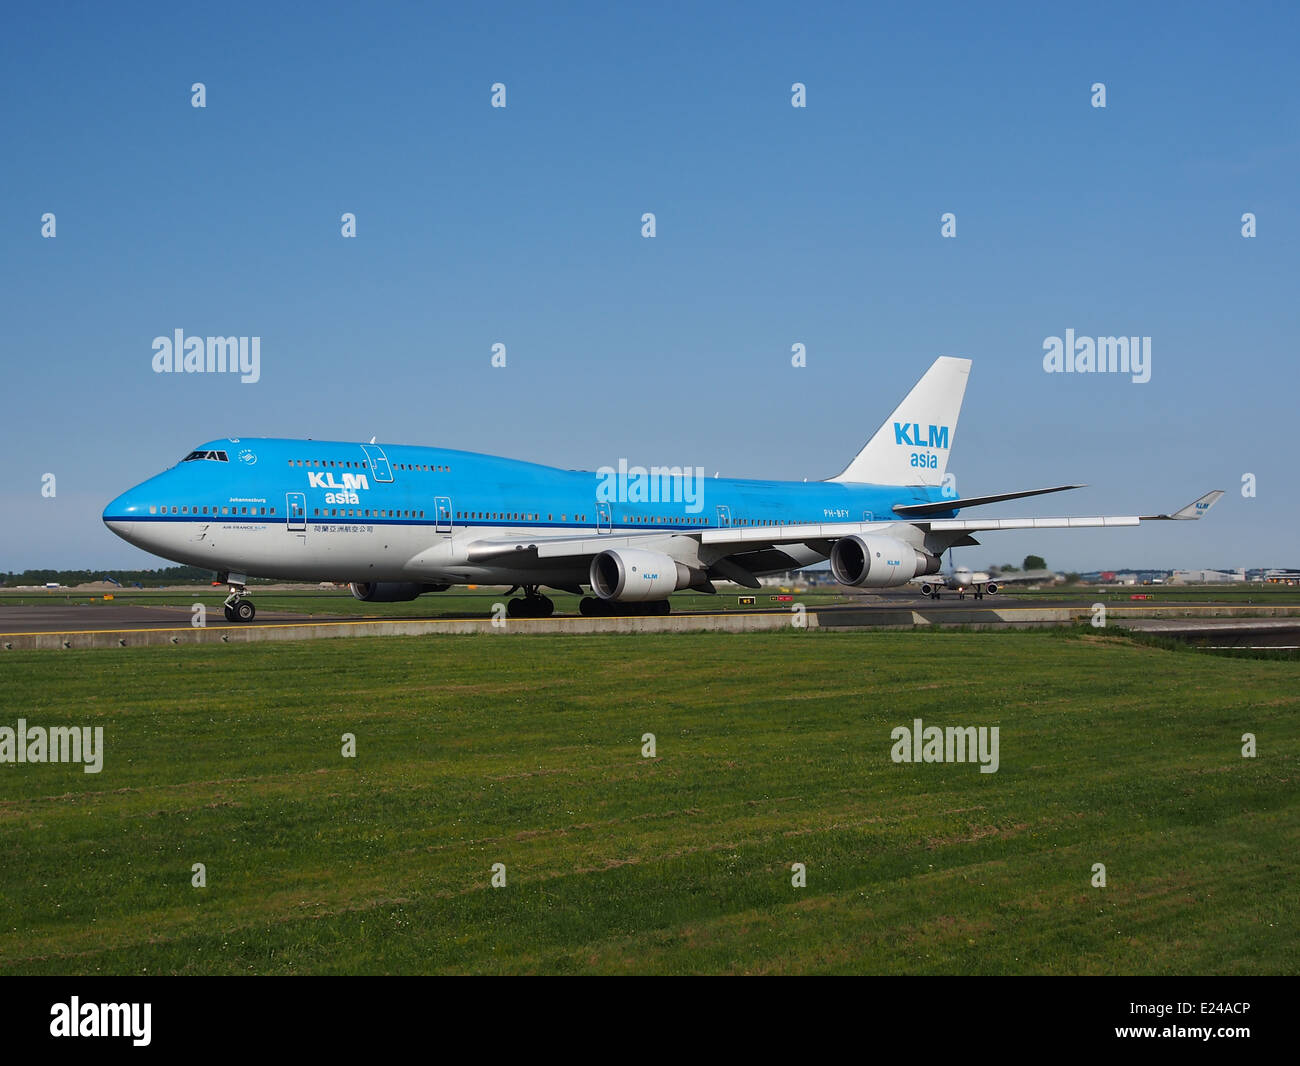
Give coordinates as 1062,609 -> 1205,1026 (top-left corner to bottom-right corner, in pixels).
1,592 -> 1294,636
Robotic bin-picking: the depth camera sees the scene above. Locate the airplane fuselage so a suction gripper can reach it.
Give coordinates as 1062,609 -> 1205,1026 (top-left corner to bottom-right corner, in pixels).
103,437 -> 956,587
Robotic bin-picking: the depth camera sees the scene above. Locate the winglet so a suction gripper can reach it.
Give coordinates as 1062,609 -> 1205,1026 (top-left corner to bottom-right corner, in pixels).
1141,490 -> 1224,521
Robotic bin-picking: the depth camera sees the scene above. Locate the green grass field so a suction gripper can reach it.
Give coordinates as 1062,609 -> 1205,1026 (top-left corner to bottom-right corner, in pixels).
0,629 -> 1295,974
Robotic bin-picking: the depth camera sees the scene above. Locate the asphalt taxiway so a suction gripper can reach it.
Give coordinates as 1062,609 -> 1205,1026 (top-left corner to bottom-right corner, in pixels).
2,593 -> 1297,650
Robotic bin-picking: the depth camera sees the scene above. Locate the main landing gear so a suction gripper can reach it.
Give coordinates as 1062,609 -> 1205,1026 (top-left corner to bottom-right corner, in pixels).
223,584 -> 256,623
506,586 -> 554,619
578,598 -> 671,617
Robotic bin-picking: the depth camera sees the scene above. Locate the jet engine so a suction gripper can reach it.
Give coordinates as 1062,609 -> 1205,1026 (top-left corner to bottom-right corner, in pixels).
589,549 -> 707,602
349,581 -> 448,602
829,535 -> 940,588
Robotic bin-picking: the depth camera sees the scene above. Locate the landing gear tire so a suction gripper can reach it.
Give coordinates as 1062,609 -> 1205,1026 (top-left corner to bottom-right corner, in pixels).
507,590 -> 554,619
223,584 -> 255,624
579,597 -> 606,617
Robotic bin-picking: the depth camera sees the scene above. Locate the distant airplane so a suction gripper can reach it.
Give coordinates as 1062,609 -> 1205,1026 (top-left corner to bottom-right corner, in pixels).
914,566 -> 1060,600
102,357 -> 1224,622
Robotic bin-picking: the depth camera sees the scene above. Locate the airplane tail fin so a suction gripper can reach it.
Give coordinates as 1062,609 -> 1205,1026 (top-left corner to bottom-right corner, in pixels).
828,356 -> 971,486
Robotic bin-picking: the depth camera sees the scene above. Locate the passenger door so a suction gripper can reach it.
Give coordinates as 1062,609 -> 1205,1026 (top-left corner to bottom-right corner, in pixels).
286,492 -> 306,532
361,445 -> 394,482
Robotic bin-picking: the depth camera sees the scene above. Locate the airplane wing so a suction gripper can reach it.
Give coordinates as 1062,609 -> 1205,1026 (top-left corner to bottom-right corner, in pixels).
460,491 -> 1224,577
921,490 -> 1224,534
891,484 -> 1085,518
980,569 -> 1059,585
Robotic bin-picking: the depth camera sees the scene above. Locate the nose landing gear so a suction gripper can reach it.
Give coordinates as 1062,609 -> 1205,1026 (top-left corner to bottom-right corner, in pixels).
223,583 -> 256,623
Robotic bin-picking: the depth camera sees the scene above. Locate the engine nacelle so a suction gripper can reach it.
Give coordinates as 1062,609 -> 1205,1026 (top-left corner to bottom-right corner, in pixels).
984,581 -> 999,595
589,549 -> 704,602
348,581 -> 448,602
829,535 -> 939,588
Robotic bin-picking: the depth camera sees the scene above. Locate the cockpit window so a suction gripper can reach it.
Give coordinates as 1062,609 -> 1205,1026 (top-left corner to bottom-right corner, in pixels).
181,450 -> 230,462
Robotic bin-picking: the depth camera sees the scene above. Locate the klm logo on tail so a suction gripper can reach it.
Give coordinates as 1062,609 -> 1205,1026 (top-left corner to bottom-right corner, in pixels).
893,423 -> 950,449
827,356 -> 969,485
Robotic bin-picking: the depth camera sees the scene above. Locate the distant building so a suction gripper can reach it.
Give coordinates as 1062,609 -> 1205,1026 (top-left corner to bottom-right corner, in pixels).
1262,568 -> 1300,585
1169,568 -> 1247,584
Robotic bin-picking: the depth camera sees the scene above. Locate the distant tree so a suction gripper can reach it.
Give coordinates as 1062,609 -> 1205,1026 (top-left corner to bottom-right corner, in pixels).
1064,572 -> 1082,584
1023,554 -> 1047,571
1000,563 -> 1020,573
0,565 -> 217,588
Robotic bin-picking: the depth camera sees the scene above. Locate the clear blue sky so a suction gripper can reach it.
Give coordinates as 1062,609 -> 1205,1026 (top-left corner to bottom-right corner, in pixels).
2,1 -> 1296,572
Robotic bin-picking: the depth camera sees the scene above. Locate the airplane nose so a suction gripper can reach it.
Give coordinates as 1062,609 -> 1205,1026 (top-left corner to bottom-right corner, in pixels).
103,491 -> 143,540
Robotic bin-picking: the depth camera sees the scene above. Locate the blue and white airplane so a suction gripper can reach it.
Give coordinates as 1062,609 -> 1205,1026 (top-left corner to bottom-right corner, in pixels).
103,357 -> 1222,622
